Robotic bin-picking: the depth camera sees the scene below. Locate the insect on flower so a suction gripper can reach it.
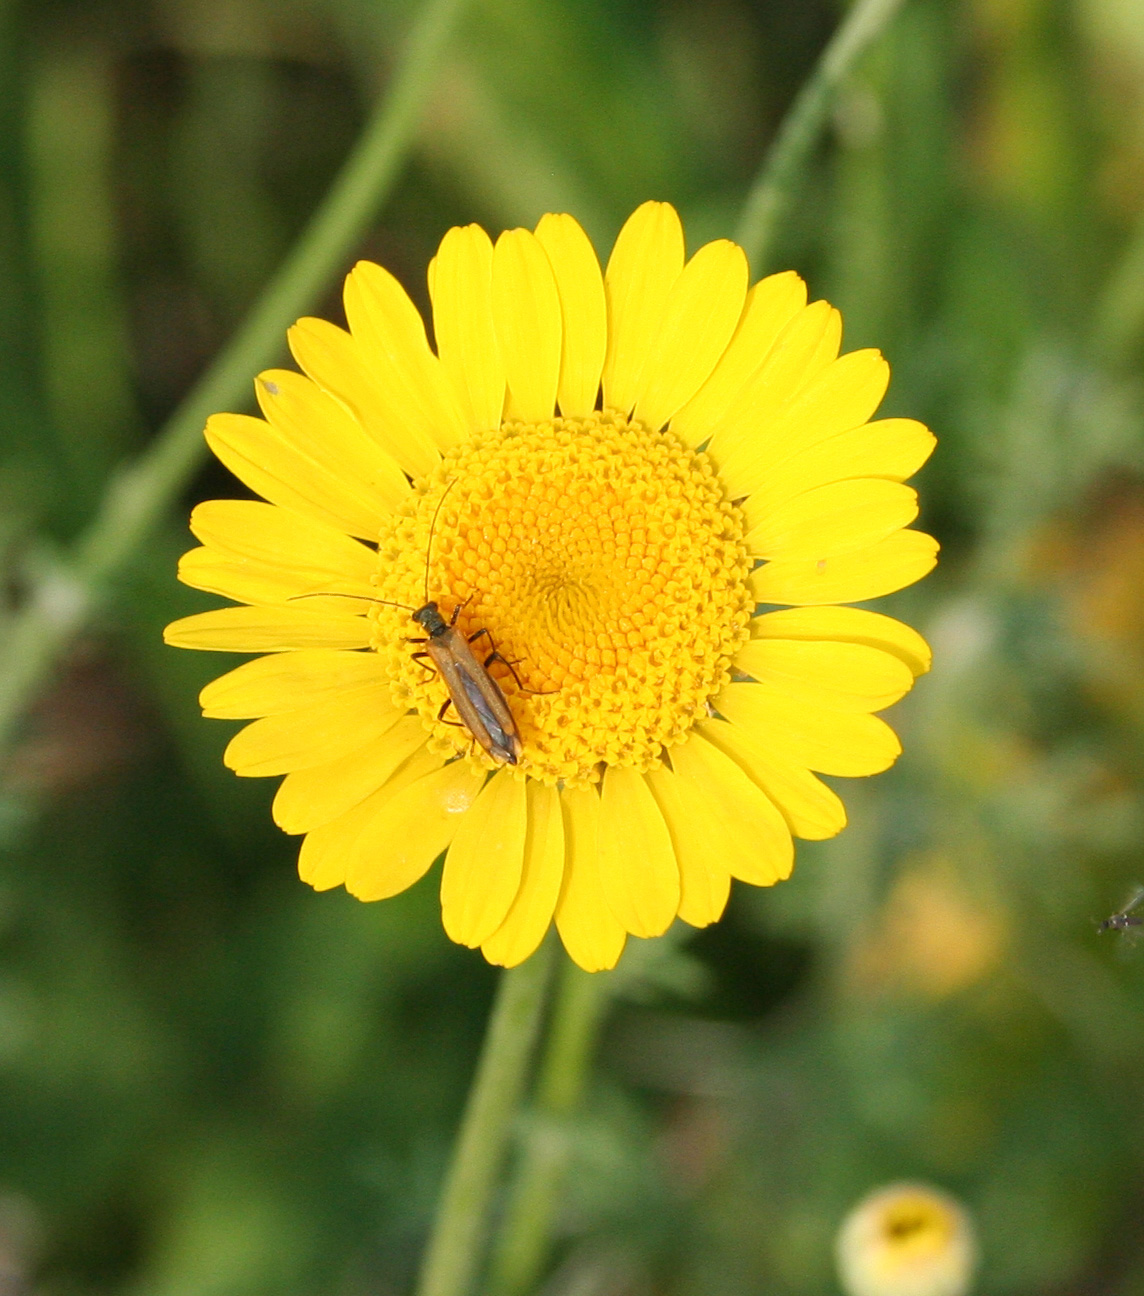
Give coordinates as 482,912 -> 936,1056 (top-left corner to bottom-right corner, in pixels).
296,479 -> 529,767
1098,884 -> 1144,942
403,599 -> 524,766
166,202 -> 940,971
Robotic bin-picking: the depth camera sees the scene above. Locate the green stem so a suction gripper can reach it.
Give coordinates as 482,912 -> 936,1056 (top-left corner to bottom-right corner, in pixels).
484,957 -> 612,1296
415,942 -> 557,1296
734,0 -> 908,274
464,21 -> 916,1287
0,0 -> 470,755
1092,207 -> 1144,369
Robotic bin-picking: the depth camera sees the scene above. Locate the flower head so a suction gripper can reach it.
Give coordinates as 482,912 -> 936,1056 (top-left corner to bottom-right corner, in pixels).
165,202 -> 937,971
835,1183 -> 978,1296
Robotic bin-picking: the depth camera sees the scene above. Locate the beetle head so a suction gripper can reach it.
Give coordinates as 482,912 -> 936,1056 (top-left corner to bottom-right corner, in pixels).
412,602 -> 449,636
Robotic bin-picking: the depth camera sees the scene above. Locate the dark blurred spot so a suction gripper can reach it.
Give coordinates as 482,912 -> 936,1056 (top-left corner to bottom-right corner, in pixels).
0,644 -> 154,798
686,889 -> 813,1022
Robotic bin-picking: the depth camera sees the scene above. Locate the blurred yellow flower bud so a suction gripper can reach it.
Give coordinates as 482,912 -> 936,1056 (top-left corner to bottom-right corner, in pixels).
835,1183 -> 978,1296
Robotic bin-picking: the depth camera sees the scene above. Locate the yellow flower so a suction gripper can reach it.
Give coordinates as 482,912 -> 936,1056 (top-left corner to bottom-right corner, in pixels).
165,201 -> 937,972
835,1183 -> 978,1296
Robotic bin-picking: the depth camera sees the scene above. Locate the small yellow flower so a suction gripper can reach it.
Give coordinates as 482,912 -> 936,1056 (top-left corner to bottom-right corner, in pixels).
165,202 -> 937,971
835,1183 -> 978,1296
847,858 -> 1006,1000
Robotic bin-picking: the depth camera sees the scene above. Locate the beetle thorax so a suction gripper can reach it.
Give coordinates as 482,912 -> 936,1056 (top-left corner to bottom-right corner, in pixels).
412,602 -> 449,636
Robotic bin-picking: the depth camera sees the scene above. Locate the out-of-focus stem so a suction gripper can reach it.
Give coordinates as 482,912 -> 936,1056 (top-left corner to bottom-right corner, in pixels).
0,0 -> 470,755
414,942 -> 557,1296
1092,209 -> 1144,368
483,957 -> 612,1296
735,0 -> 908,275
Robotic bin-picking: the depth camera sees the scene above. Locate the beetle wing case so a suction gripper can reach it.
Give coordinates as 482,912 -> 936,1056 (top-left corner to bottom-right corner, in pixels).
426,626 -> 523,765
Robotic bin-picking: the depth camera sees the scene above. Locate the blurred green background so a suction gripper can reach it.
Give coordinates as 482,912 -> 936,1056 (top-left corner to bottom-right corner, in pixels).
3,0 -> 1144,1291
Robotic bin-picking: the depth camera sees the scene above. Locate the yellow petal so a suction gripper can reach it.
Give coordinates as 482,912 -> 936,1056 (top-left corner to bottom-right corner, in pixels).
670,270 -> 807,448
223,683 -> 402,777
482,781 -> 566,968
251,371 -> 410,514
555,786 -> 626,972
164,606 -> 371,652
742,417 -> 935,523
177,547 -> 369,614
601,201 -> 684,414
182,501 -> 377,614
703,300 -> 841,465
296,746 -> 443,891
645,763 -> 731,928
199,649 -> 389,718
704,308 -> 844,495
668,731 -> 792,884
287,317 -> 441,479
735,638 -> 915,712
491,228 -> 562,423
808,305 -> 843,370
746,479 -> 918,561
534,213 -> 606,418
633,239 -> 748,430
597,766 -> 680,938
441,771 -> 528,947
342,259 -> 468,452
696,718 -> 846,841
714,681 -> 901,777
272,716 -> 429,834
750,529 -> 939,605
750,606 -> 932,677
189,498 -> 375,580
430,224 -> 505,433
344,759 -> 485,902
716,345 -> 888,499
207,398 -> 407,543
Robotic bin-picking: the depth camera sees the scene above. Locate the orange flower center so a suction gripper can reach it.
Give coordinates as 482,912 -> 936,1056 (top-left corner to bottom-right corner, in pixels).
370,412 -> 752,785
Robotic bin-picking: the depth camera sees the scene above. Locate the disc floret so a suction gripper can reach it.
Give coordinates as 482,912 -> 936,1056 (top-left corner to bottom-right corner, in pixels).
371,411 -> 754,784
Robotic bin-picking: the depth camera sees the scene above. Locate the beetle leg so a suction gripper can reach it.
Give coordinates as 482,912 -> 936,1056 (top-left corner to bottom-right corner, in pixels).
410,651 -> 437,679
481,647 -> 559,696
436,698 -> 470,730
448,594 -> 474,627
484,649 -> 523,686
469,627 -> 520,682
436,697 -> 468,732
437,699 -> 469,730
468,625 -> 560,697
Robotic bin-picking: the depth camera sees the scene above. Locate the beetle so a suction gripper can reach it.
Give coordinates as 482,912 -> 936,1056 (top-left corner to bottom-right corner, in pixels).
405,596 -> 523,765
298,480 -> 527,766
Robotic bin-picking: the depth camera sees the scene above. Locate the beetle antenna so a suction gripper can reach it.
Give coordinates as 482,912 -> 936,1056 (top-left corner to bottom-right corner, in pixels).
289,592 -> 416,612
424,477 -> 460,605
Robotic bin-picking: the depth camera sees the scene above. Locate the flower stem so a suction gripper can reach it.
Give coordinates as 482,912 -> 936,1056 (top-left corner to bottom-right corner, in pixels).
0,0 -> 470,756
415,940 -> 557,1296
1092,207 -> 1144,368
734,0 -> 908,275
484,956 -> 612,1296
